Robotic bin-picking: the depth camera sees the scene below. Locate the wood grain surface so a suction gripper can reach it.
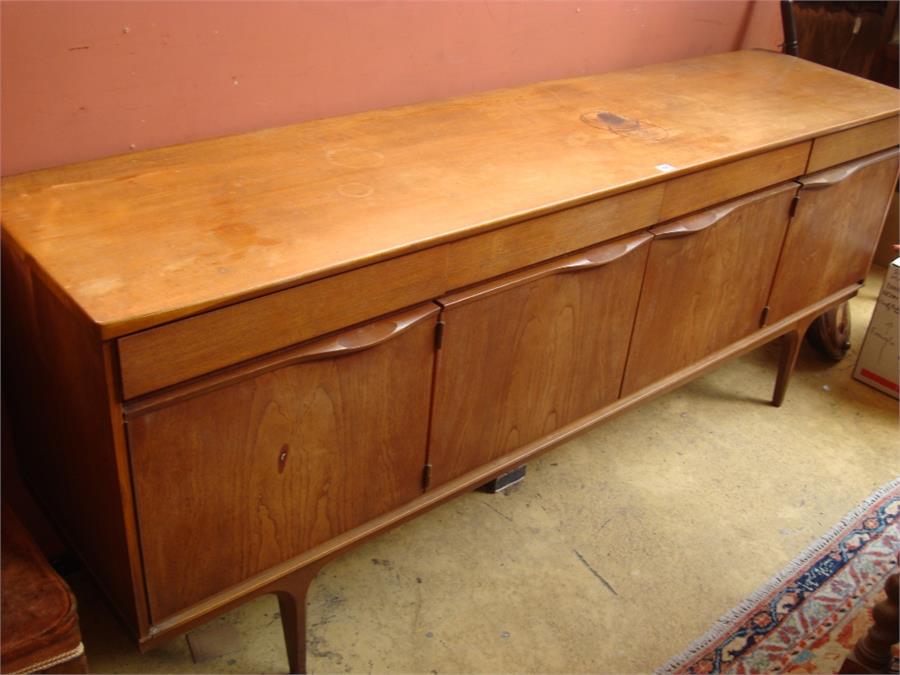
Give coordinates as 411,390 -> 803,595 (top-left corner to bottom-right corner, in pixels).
807,116 -> 899,173
2,50 -> 896,337
428,234 -> 650,488
767,148 -> 900,323
127,305 -> 438,620
622,182 -> 797,395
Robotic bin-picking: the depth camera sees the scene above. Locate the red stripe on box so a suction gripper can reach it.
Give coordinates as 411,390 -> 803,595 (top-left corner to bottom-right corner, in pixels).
860,368 -> 900,393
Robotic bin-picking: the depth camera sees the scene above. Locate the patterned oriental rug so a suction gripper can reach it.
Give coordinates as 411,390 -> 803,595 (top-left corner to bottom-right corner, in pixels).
660,479 -> 900,674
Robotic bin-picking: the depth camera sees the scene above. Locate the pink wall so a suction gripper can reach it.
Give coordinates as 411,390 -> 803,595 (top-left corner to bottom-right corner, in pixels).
0,1 -> 782,176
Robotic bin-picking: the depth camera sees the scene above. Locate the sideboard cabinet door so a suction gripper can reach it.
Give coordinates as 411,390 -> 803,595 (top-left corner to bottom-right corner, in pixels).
427,232 -> 652,489
622,182 -> 797,395
766,148 -> 900,323
126,304 -> 438,621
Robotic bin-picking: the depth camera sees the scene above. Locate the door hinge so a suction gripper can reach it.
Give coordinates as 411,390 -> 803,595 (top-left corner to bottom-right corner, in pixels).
434,320 -> 445,350
422,463 -> 433,490
788,194 -> 800,218
760,305 -> 770,327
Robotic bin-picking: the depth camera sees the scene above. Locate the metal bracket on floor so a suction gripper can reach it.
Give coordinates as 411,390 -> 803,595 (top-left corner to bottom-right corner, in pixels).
479,465 -> 527,494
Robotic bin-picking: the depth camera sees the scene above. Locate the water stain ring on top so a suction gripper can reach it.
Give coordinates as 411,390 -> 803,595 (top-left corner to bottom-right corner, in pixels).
338,182 -> 374,199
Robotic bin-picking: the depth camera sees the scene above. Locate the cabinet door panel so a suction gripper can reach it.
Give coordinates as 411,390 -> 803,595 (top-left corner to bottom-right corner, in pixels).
622,183 -> 796,395
128,304 -> 438,621
427,233 -> 651,489
767,149 -> 899,322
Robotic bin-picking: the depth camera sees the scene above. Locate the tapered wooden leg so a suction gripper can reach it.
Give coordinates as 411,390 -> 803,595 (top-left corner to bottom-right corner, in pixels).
772,327 -> 804,407
275,565 -> 320,674
839,570 -> 899,674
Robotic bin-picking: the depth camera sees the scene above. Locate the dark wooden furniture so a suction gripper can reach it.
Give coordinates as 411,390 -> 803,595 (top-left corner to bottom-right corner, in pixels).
794,1 -> 899,86
839,568 -> 899,674
1,505 -> 87,674
2,51 -> 898,673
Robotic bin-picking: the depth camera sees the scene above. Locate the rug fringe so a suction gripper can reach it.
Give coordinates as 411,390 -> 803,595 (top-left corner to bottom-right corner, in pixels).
656,476 -> 900,674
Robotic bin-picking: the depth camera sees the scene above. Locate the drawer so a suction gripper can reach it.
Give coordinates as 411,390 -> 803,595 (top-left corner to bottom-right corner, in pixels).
658,142 -> 810,221
807,117 -> 899,173
443,183 -> 662,291
117,246 -> 448,399
126,303 -> 438,621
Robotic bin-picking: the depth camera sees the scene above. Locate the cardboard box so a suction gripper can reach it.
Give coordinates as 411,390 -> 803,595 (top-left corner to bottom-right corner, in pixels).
853,258 -> 900,398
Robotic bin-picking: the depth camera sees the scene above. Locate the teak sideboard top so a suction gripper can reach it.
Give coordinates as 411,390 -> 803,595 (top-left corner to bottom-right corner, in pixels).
2,50 -> 898,343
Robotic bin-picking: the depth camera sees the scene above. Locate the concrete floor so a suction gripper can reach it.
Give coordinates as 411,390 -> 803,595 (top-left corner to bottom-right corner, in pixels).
71,266 -> 898,674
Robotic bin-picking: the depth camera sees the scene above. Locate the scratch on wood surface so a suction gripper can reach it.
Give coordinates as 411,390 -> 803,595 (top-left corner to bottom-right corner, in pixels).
573,548 -> 618,596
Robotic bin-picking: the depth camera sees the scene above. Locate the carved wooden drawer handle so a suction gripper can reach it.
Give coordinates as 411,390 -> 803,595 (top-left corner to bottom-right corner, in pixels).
125,302 -> 439,416
286,302 -> 438,362
651,181 -> 797,239
552,231 -> 653,273
438,231 -> 653,308
801,146 -> 899,190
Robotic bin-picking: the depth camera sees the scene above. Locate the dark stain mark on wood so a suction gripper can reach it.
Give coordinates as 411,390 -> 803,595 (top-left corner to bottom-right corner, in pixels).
596,111 -> 629,126
581,111 -> 669,142
573,548 -> 618,596
278,444 -> 289,473
68,46 -> 90,51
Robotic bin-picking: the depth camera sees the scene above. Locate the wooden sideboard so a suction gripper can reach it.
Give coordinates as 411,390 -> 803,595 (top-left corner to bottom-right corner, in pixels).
2,51 -> 898,673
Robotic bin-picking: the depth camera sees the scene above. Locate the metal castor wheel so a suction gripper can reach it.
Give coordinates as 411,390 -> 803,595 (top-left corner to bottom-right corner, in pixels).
806,301 -> 852,362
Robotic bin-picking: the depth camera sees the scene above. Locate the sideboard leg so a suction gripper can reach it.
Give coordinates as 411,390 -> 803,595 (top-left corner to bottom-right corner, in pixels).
772,325 -> 805,407
275,565 -> 321,674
